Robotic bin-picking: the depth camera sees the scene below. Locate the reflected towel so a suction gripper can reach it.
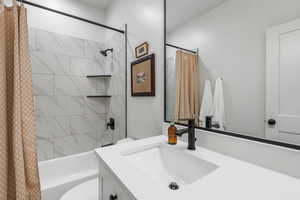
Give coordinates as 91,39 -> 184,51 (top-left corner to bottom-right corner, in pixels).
199,80 -> 213,126
212,78 -> 226,130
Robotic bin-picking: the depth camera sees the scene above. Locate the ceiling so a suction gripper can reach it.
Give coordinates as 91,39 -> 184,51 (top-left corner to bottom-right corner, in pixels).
77,0 -> 113,9
167,0 -> 227,32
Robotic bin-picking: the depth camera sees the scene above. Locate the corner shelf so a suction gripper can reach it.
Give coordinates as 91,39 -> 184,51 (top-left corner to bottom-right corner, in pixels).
86,75 -> 112,78
86,95 -> 112,98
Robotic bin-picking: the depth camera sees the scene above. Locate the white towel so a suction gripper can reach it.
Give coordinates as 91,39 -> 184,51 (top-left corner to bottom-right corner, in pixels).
212,78 -> 225,130
199,80 -> 213,126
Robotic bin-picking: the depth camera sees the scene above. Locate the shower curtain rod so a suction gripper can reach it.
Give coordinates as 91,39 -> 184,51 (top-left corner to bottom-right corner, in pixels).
16,0 -> 125,34
166,43 -> 197,54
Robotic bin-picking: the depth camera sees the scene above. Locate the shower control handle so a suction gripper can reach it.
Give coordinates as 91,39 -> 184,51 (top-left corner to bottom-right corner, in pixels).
107,118 -> 115,130
109,194 -> 118,200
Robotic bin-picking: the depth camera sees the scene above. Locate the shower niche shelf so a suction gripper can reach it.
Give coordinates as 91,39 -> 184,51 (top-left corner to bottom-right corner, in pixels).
86,95 -> 112,98
86,75 -> 112,78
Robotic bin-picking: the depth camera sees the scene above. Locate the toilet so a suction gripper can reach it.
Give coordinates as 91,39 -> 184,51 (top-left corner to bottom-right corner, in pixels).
60,178 -> 98,200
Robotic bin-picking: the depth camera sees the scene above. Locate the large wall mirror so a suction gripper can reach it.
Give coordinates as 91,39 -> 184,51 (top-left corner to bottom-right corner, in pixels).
164,0 -> 300,150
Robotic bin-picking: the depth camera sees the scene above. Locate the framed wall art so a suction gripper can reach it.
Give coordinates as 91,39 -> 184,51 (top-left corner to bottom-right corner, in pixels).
131,54 -> 155,96
135,42 -> 149,58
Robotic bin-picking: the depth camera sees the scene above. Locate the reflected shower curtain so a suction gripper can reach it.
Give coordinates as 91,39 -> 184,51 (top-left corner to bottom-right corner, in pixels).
0,4 -> 41,200
174,50 -> 200,123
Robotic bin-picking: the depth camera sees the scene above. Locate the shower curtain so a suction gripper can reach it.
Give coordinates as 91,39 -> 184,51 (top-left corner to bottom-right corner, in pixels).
174,50 -> 200,123
0,3 -> 41,200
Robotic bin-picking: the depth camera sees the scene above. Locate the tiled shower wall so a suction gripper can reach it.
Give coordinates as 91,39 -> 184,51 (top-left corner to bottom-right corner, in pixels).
29,27 -> 125,161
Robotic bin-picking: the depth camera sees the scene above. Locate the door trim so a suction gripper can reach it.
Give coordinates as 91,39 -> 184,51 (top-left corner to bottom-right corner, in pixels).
266,18 -> 300,141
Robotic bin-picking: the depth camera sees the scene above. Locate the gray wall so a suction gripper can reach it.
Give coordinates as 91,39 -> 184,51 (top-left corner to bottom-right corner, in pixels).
105,0 -> 165,139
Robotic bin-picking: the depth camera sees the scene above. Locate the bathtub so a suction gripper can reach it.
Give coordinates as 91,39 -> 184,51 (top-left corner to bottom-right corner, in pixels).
39,151 -> 98,200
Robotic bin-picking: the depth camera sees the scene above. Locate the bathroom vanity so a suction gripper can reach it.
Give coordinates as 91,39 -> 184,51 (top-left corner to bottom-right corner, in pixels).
95,136 -> 300,200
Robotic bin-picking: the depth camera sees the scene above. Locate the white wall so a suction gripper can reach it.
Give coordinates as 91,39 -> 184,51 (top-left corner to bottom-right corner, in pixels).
167,0 -> 300,138
26,0 -> 106,42
163,122 -> 300,179
105,0 -> 164,139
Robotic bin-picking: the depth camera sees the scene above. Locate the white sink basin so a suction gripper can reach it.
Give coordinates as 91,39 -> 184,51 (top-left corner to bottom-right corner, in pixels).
122,144 -> 218,190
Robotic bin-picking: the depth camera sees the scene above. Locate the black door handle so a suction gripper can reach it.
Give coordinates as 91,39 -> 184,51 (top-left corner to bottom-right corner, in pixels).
268,119 -> 276,126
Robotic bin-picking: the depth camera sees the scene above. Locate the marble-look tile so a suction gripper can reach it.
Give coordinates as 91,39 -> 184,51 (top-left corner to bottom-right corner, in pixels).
96,79 -> 108,94
32,74 -> 54,96
108,95 -> 125,117
37,137 -> 54,161
102,55 -> 113,75
69,96 -> 86,115
54,75 -> 81,96
32,29 -> 127,161
98,130 -> 113,146
84,40 -> 105,59
53,133 -> 97,157
71,76 -> 99,96
28,27 -> 36,51
106,34 -> 125,74
33,96 -> 37,114
36,117 -> 71,138
70,114 -> 105,134
36,29 -> 85,57
107,75 -> 125,96
85,97 -> 107,114
31,51 -> 70,75
70,57 -> 105,76
36,96 -> 85,116
36,96 -> 68,117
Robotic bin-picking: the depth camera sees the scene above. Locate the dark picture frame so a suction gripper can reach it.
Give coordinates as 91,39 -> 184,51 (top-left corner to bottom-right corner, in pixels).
131,54 -> 155,97
135,42 -> 149,58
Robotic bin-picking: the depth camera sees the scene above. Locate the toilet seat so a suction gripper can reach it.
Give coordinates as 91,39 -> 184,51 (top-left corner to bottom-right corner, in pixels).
60,178 -> 98,200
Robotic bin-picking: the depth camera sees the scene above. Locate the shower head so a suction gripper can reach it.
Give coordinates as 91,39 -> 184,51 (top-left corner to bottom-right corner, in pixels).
100,48 -> 113,57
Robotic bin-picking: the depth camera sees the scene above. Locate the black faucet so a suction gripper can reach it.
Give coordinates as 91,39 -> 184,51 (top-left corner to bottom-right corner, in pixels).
176,119 -> 196,150
205,116 -> 220,129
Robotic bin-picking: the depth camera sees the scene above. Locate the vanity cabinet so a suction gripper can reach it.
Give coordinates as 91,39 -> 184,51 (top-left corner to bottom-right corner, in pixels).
99,161 -> 136,200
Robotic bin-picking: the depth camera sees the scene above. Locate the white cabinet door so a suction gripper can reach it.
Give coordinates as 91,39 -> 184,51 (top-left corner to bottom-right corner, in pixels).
99,162 -> 135,200
266,18 -> 300,145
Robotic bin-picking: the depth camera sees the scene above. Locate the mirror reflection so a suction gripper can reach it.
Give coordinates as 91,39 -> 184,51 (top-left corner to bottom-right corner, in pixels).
166,0 -> 300,146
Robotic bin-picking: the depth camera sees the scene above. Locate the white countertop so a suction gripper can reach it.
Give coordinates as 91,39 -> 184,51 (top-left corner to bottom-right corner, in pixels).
95,136 -> 300,200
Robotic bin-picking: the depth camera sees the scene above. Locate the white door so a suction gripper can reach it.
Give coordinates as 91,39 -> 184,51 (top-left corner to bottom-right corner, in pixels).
266,18 -> 300,145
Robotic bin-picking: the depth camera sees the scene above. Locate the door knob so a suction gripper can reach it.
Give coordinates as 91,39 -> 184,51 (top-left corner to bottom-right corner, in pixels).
268,119 -> 276,126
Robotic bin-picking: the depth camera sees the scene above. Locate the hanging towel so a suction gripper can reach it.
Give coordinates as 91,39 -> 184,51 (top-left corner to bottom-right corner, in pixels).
212,78 -> 226,130
199,80 -> 213,126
